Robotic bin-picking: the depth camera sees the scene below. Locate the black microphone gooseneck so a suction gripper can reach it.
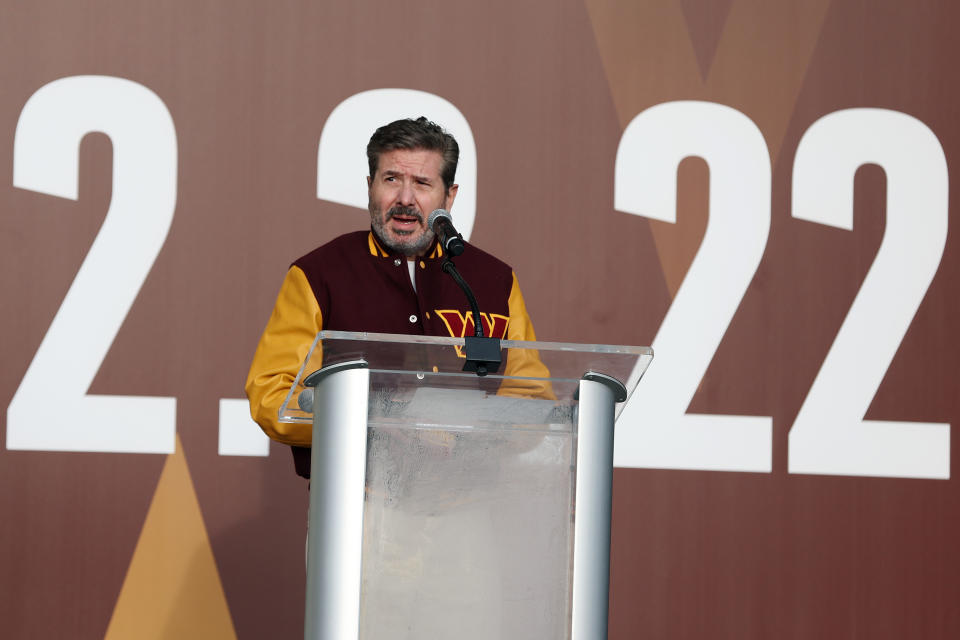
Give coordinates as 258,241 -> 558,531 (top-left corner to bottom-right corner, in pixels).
441,258 -> 484,338
436,231 -> 503,376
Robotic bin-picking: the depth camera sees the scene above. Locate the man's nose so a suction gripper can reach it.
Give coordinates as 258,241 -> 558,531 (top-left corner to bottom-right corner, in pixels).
398,181 -> 416,206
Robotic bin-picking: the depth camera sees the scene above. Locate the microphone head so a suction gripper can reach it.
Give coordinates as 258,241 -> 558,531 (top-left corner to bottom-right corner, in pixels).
427,208 -> 451,228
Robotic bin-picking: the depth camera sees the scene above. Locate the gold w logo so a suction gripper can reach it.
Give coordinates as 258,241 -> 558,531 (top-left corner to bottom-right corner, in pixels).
435,309 -> 509,357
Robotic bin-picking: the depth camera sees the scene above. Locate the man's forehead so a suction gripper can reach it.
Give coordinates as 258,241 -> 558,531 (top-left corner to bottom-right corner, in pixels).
375,148 -> 444,177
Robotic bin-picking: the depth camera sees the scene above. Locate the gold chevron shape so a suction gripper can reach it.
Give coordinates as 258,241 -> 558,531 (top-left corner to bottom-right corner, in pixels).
104,435 -> 236,639
585,0 -> 832,296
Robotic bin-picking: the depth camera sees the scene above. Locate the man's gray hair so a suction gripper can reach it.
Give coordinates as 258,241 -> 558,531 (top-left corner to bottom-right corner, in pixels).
366,117 -> 459,192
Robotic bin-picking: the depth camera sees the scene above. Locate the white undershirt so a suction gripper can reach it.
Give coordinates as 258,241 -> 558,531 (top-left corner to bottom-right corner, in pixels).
407,258 -> 417,292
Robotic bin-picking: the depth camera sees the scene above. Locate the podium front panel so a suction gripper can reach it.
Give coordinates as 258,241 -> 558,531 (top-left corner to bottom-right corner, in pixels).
296,332 -> 652,640
359,372 -> 576,639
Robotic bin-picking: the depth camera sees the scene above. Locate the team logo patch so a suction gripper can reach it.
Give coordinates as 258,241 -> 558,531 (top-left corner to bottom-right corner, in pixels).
435,310 -> 509,357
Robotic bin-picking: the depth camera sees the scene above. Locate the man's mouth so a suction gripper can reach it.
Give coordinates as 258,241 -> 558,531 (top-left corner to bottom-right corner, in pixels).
387,207 -> 422,232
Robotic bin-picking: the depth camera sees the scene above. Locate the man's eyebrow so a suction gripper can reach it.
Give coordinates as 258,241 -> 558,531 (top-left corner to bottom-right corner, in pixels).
381,168 -> 434,182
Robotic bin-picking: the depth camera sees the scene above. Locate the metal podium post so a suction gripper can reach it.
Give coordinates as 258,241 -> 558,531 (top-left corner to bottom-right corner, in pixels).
571,373 -> 626,640
304,362 -> 370,640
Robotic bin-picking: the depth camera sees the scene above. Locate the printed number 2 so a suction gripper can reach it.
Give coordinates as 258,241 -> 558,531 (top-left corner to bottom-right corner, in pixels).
216,88 -> 479,456
613,101 -> 773,473
7,76 -> 177,454
789,109 -> 950,479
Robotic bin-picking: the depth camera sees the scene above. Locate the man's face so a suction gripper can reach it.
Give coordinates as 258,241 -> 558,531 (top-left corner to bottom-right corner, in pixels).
367,148 -> 458,257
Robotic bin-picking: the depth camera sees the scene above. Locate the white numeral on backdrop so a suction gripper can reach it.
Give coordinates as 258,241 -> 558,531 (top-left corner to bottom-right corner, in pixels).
789,109 -> 950,479
613,101 -> 773,472
218,399 -> 269,457
7,76 -> 177,454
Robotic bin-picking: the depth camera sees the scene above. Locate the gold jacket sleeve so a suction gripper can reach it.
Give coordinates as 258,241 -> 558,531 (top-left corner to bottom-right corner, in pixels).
245,266 -> 320,446
500,272 -> 556,400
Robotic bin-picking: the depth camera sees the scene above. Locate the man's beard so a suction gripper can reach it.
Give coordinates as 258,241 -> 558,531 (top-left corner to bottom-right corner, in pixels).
369,205 -> 435,256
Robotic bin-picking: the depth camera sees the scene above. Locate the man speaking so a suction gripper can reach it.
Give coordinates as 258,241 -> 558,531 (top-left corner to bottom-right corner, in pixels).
245,117 -> 547,476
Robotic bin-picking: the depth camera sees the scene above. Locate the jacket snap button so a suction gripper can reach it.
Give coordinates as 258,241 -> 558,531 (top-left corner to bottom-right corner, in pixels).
393,258 -> 402,266
408,314 -> 417,323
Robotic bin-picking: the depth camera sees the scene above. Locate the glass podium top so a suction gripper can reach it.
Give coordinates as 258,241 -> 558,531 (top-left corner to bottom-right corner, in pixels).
279,330 -> 653,425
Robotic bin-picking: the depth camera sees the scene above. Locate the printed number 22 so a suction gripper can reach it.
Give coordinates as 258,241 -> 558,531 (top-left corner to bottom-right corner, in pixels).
614,102 -> 949,479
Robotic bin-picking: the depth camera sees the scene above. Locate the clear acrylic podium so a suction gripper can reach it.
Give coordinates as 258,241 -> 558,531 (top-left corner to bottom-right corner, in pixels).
279,331 -> 652,640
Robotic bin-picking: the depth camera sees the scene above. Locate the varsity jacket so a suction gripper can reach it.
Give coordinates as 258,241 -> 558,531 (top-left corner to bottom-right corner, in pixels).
245,230 -> 549,476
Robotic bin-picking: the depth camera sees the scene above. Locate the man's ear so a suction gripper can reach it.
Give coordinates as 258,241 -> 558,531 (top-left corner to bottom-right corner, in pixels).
367,176 -> 372,188
445,183 -> 459,210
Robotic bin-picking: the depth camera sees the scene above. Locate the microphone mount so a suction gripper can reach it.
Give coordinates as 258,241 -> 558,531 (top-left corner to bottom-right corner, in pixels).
441,257 -> 502,376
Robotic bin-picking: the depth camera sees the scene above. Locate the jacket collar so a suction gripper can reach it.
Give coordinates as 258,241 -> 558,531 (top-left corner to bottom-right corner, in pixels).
368,230 -> 444,259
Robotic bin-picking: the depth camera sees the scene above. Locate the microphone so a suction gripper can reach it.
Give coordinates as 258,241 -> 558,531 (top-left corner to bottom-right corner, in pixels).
428,208 -> 465,257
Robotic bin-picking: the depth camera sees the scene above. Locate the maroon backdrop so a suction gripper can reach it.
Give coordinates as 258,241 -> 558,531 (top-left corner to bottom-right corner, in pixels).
2,1 -> 959,638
